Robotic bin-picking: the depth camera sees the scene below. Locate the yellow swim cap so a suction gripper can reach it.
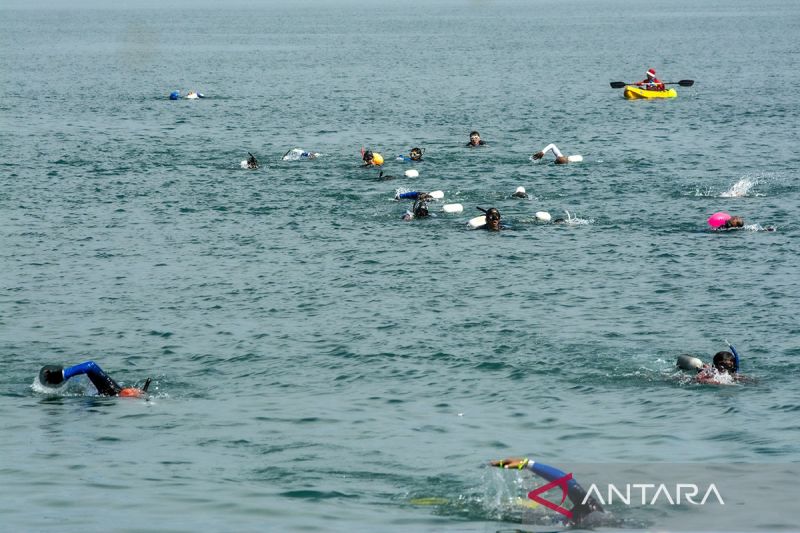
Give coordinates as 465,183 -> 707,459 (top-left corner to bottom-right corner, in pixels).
373,153 -> 384,165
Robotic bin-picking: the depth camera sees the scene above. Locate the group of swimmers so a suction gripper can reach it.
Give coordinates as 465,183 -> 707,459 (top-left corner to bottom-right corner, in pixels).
240,129 -> 587,231
36,71 -> 756,530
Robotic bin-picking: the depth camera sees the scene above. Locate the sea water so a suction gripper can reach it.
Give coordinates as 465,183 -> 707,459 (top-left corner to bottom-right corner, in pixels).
1,0 -> 799,531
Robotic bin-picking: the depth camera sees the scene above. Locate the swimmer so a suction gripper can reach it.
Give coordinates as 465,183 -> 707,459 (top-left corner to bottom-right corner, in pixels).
512,186 -> 529,199
531,144 -> 581,165
490,457 -> 605,527
38,361 -> 150,397
378,170 -> 396,181
282,148 -> 319,161
708,212 -> 776,232
362,149 -> 384,167
398,147 -> 424,162
677,344 -> 745,384
246,152 -> 259,169
401,194 -> 432,221
478,207 -> 502,231
467,131 -> 486,147
724,216 -> 744,229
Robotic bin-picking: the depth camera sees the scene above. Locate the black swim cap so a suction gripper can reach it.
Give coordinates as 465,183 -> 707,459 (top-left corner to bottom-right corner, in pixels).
39,365 -> 64,386
485,207 -> 501,221
713,351 -> 737,373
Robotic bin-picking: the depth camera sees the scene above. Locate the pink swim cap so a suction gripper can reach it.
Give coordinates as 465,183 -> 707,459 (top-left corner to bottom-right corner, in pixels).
708,212 -> 732,228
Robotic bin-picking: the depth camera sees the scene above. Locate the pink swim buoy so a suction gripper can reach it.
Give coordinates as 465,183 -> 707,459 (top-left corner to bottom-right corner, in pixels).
708,212 -> 732,228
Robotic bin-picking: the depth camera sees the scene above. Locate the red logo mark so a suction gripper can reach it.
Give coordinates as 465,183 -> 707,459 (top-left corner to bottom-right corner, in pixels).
528,473 -> 573,519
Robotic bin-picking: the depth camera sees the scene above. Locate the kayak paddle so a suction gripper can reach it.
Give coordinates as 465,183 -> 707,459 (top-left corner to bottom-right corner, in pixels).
610,79 -> 694,88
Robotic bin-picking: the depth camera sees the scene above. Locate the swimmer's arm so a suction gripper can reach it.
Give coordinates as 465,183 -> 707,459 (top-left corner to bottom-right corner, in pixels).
63,361 -> 122,395
491,458 -> 585,506
540,144 -> 563,158
490,457 -> 528,469
490,458 -> 566,481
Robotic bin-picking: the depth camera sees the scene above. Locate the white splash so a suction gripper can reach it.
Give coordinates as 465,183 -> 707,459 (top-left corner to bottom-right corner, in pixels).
721,177 -> 758,198
701,368 -> 737,386
564,210 -> 591,225
743,223 -> 776,232
239,160 -> 249,169
282,148 -> 320,161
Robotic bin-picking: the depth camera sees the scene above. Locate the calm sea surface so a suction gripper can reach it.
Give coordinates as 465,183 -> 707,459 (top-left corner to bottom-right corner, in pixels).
1,1 -> 799,531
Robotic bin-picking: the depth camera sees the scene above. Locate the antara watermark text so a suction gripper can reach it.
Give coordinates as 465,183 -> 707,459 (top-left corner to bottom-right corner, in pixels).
582,483 -> 725,506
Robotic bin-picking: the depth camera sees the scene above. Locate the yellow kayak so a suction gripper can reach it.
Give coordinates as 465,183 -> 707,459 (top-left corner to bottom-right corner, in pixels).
623,85 -> 677,99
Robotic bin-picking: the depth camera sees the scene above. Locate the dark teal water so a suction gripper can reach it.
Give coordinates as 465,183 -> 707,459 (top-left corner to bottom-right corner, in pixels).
1,1 -> 799,531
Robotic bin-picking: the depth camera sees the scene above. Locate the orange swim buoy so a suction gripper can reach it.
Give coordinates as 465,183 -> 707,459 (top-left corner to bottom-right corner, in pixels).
119,387 -> 144,398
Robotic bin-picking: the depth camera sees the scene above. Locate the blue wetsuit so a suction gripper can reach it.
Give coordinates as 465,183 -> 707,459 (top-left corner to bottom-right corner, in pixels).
525,460 -> 604,525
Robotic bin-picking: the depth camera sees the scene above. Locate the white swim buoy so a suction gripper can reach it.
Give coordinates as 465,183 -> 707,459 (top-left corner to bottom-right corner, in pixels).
535,211 -> 552,222
467,215 -> 486,229
428,190 -> 444,200
677,354 -> 704,371
404,169 -> 419,178
442,203 -> 463,214
567,155 -> 583,163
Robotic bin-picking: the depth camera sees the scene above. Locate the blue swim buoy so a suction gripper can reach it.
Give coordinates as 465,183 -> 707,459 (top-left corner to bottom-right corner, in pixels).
169,90 -> 180,100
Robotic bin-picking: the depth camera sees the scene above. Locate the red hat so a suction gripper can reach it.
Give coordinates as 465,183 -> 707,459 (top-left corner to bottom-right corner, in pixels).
646,68 -> 657,78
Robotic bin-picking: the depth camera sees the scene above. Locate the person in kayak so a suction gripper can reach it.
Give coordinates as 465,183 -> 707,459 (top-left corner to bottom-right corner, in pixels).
531,144 -> 581,164
38,361 -> 150,397
636,68 -> 665,91
490,457 -> 605,527
467,131 -> 486,147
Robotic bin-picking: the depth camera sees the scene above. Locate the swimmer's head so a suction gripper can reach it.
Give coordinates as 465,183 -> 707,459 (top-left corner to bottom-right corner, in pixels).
469,131 -> 481,145
553,218 -> 566,224
363,150 -> 374,163
725,216 -> 744,228
554,155 -> 568,165
39,365 -> 64,386
712,351 -> 737,374
512,186 -> 528,199
410,147 -> 423,161
413,200 -> 430,218
485,207 -> 501,230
